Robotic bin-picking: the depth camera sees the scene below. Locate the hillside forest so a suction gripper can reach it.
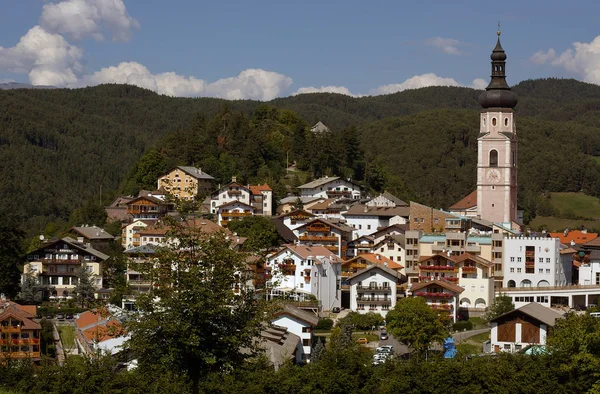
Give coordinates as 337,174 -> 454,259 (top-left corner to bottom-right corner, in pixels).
2,78 -> 600,238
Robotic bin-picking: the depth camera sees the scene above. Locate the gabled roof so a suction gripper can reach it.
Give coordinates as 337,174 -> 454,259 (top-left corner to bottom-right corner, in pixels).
549,230 -> 598,245
382,191 -> 408,207
217,200 -> 254,210
310,121 -> 330,133
369,223 -> 409,238
297,176 -> 341,189
410,280 -> 464,294
490,302 -> 565,326
273,304 -> 319,326
270,244 -> 341,262
347,263 -> 405,282
346,235 -> 375,246
307,198 -> 337,211
272,218 -> 298,243
276,209 -> 315,219
126,195 -> 166,206
344,205 -> 410,218
249,184 -> 272,194
449,190 -> 478,210
372,234 -> 406,249
71,226 -> 115,240
452,253 -> 493,267
582,237 -> 600,249
29,237 -> 109,261
170,166 -> 214,180
343,253 -> 403,270
295,218 -> 354,233
279,196 -> 323,205
0,303 -> 41,330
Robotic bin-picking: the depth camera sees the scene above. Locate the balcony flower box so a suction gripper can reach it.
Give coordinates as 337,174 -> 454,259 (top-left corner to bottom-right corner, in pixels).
12,339 -> 19,345
462,266 -> 477,273
419,265 -> 457,272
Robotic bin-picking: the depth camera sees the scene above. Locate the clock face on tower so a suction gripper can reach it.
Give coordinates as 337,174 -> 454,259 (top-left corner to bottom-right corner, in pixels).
486,168 -> 501,183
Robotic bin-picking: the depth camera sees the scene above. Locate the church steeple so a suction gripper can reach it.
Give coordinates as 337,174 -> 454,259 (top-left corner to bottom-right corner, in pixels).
478,26 -> 518,109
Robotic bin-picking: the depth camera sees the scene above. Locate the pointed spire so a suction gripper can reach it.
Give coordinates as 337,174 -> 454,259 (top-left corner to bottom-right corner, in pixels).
478,26 -> 517,109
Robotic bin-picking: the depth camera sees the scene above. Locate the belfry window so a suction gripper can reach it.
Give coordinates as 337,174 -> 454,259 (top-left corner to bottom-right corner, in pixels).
489,150 -> 498,167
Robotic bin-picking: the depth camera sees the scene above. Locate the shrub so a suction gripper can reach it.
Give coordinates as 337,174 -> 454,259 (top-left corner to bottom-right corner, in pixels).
339,312 -> 384,331
316,318 -> 334,330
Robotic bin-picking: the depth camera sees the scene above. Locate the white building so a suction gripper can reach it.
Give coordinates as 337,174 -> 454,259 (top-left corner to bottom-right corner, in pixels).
121,219 -> 154,250
370,234 -> 407,266
366,192 -> 408,208
271,304 -> 319,363
409,280 -> 464,322
489,302 -> 564,353
216,201 -> 254,228
343,205 -> 409,239
266,245 -> 342,307
210,177 -> 273,217
277,210 -> 316,233
503,237 -> 569,288
347,264 -> 406,317
296,176 -> 362,200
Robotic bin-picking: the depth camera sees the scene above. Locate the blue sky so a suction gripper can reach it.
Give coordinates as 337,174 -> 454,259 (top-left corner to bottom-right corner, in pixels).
1,0 -> 599,99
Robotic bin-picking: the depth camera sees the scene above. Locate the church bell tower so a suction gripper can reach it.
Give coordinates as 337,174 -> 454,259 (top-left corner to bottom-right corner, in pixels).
476,27 -> 518,224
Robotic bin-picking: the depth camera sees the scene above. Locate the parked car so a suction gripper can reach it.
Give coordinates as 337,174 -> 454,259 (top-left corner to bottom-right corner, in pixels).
379,332 -> 388,340
65,314 -> 74,320
332,307 -> 341,313
45,314 -> 54,319
56,313 -> 65,320
356,337 -> 369,345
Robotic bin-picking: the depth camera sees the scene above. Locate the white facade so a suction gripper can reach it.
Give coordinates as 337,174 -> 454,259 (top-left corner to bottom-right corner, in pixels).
271,315 -> 313,363
456,265 -> 495,310
344,214 -> 408,240
503,237 -> 568,288
210,183 -> 252,214
348,267 -> 400,317
121,220 -> 151,250
297,177 -> 362,199
490,320 -> 550,353
366,194 -> 397,207
267,251 -> 315,294
311,257 -> 341,311
579,261 -> 600,286
216,201 -> 254,227
371,238 -> 406,268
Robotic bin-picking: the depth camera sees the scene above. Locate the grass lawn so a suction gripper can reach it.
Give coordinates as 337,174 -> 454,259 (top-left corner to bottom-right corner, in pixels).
352,333 -> 379,342
456,343 -> 480,355
529,216 -> 600,232
468,332 -> 491,343
58,325 -> 76,349
549,192 -> 600,219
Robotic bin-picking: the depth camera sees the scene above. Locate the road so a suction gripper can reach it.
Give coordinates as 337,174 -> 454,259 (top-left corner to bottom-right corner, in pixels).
452,328 -> 490,343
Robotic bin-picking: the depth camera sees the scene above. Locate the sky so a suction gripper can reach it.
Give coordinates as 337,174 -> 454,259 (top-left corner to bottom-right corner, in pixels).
1,0 -> 600,100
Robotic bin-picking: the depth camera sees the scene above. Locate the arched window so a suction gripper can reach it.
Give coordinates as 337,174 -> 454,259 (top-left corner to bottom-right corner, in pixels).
507,280 -> 516,288
520,279 -> 532,288
489,150 -> 498,167
504,118 -> 509,126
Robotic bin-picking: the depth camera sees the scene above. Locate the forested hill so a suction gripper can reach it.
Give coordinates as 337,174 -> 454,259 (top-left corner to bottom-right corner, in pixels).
2,78 -> 600,235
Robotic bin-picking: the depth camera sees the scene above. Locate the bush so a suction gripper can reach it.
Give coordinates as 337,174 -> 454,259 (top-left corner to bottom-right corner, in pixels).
453,320 -> 473,331
316,318 -> 334,331
339,312 -> 384,331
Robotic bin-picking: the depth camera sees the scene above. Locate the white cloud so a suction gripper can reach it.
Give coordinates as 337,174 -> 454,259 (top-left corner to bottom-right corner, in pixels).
471,78 -> 487,90
0,25 -> 82,86
0,78 -> 16,84
529,49 -> 556,65
531,36 -> 600,84
425,37 -> 463,55
293,85 -> 360,97
370,73 -> 461,95
74,62 -> 293,100
40,0 -> 139,41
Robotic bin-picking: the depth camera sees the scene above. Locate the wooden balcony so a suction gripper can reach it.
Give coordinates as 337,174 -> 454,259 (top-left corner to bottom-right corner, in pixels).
326,190 -> 352,197
127,207 -> 160,215
227,190 -> 242,195
298,235 -> 338,242
306,224 -> 331,232
357,297 -> 391,304
430,304 -> 452,311
324,245 -> 339,252
357,285 -> 392,292
41,258 -> 81,264
419,265 -> 458,273
462,266 -> 477,273
221,212 -> 252,218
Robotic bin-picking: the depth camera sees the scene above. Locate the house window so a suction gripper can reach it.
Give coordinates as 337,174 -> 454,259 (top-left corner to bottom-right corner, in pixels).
546,269 -> 551,274
596,273 -> 600,285
539,269 -> 543,274
302,339 -> 311,347
510,257 -> 515,262
517,268 -> 522,273
302,327 -> 311,333
546,258 -> 551,263
517,257 -> 522,263
510,268 -> 514,273
538,258 -> 543,263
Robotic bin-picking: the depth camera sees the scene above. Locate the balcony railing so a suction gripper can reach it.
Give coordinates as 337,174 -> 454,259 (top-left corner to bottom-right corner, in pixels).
357,297 -> 391,304
41,258 -> 82,264
430,304 -> 452,311
324,246 -> 339,252
298,235 -> 338,242
221,212 -> 252,218
462,266 -> 477,273
414,291 -> 453,298
326,190 -> 352,197
357,285 -> 391,292
418,276 -> 459,283
306,225 -> 331,232
419,265 -> 458,272
227,190 -> 242,195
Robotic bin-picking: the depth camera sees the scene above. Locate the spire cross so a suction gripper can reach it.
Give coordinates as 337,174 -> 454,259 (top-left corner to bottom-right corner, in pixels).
497,22 -> 501,36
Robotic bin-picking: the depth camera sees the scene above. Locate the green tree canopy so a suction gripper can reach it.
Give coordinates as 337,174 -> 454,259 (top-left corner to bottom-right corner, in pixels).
386,297 -> 450,356
483,294 -> 515,322
226,216 -> 282,253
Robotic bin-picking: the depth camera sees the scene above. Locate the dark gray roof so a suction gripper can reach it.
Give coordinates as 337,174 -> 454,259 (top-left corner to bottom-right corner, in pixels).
71,226 -> 115,240
175,166 -> 215,180
272,218 -> 298,243
344,205 -> 410,218
381,192 -> 408,207
490,302 -> 565,326
60,237 -> 110,260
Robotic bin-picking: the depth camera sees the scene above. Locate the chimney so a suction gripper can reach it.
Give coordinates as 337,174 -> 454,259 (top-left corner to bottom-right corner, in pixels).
232,176 -> 237,183
77,236 -> 84,243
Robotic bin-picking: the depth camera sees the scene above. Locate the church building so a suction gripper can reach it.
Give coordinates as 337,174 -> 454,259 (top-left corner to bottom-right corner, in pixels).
451,29 -> 520,229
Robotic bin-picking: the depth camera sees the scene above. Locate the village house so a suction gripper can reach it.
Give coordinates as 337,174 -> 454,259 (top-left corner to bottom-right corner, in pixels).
366,192 -> 408,208
216,200 -> 254,228
121,219 -> 155,250
370,234 -> 407,267
409,279 -> 464,322
0,299 -> 41,361
157,166 -> 214,200
548,229 -> 598,246
254,324 -> 301,370
294,218 -> 354,259
210,177 -> 273,219
343,205 -> 410,239
105,196 -> 135,223
276,209 -> 316,233
296,176 -> 362,200
488,302 -> 564,353
271,304 -> 319,363
266,244 -> 342,310
69,225 -> 115,250
305,198 -> 346,220
75,308 -> 128,357
409,201 -> 458,232
448,190 -> 478,218
125,195 -> 169,221
346,264 -> 406,317
276,196 -> 324,215
23,237 -> 107,299
345,235 -> 375,259
503,237 -> 568,288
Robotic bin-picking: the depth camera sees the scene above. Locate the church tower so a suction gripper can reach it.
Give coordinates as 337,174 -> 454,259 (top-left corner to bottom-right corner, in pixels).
476,28 -> 518,224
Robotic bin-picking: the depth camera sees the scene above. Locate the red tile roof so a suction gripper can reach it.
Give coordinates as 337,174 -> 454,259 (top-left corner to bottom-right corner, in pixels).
449,190 -> 477,210
249,184 -> 272,194
410,279 -> 464,294
549,230 -> 598,245
344,253 -> 403,270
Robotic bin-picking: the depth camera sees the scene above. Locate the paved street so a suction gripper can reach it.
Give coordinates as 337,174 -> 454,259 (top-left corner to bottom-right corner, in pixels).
452,328 -> 490,343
